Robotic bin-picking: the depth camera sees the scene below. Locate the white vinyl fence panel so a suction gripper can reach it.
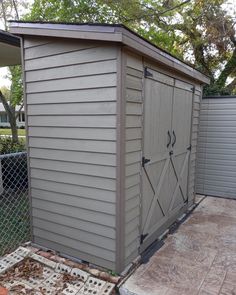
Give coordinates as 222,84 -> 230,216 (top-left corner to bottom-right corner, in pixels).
196,96 -> 236,199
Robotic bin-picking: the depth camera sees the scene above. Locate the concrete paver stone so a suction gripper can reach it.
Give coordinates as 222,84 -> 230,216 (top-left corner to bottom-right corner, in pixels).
120,196 -> 236,295
0,246 -> 116,294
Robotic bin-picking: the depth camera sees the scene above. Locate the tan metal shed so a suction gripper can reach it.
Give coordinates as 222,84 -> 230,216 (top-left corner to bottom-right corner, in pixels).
10,21 -> 209,273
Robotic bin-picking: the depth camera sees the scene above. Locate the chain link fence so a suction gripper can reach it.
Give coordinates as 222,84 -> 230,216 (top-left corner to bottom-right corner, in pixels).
0,152 -> 30,256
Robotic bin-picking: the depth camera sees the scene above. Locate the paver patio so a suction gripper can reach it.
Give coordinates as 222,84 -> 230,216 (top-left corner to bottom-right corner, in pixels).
120,196 -> 236,295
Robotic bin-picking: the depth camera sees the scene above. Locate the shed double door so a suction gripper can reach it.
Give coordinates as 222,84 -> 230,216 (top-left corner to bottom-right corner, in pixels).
141,68 -> 193,248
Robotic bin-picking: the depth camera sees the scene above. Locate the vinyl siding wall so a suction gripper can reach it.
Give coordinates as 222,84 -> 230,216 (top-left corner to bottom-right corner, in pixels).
196,97 -> 236,198
23,37 -> 119,270
124,52 -> 143,267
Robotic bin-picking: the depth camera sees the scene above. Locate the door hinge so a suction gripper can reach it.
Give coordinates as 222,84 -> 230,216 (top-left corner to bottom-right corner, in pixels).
191,86 -> 195,93
187,144 -> 192,151
144,67 -> 153,78
140,233 -> 149,244
142,156 -> 151,167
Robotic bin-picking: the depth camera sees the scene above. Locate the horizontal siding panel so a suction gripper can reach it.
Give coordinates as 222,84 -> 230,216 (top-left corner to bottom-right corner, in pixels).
126,163 -> 141,177
197,167 -> 236,177
197,142 -> 236,150
30,158 -> 116,178
126,196 -> 140,212
127,54 -> 143,71
24,37 -> 50,49
28,115 -> 116,128
197,147 -> 236,155
126,128 -> 142,140
124,53 -> 142,267
199,131 -> 236,138
201,103 -> 236,110
29,138 -> 116,153
33,237 -> 115,269
195,186 -> 236,199
126,67 -> 143,78
126,206 -> 140,224
25,46 -> 117,71
32,208 -> 115,238
125,185 -> 140,201
28,127 -> 116,141
125,239 -> 139,260
30,179 -> 116,203
29,148 -> 116,166
26,73 -> 116,93
31,188 -> 115,214
126,102 -> 142,115
196,174 -> 236,185
125,217 -> 139,235
126,151 -> 141,165
125,228 -> 139,247
26,60 -> 116,82
33,228 -> 115,262
126,75 -> 142,91
199,120 -> 236,127
33,218 -> 115,251
25,41 -> 95,60
126,116 -> 142,128
198,136 -> 236,144
126,89 -> 142,102
27,87 -> 116,104
126,140 -> 142,153
28,102 -> 116,115
32,198 -> 116,227
125,174 -> 140,189
31,169 -> 116,191
196,152 -> 236,161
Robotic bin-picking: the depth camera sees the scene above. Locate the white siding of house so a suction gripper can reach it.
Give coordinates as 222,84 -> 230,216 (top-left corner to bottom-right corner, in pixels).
23,37 -> 118,270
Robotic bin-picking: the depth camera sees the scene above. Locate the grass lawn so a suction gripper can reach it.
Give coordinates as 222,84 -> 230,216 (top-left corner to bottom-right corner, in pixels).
0,128 -> 26,136
0,192 -> 30,256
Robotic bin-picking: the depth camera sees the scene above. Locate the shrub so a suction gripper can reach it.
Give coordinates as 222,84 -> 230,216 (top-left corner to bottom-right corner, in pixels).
0,137 -> 26,154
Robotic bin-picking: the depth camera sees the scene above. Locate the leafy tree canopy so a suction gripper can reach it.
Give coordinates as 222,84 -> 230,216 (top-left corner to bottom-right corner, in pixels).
25,0 -> 236,95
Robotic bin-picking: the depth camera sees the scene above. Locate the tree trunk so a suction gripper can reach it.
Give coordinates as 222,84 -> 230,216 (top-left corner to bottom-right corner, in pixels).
9,111 -> 18,143
0,91 -> 19,143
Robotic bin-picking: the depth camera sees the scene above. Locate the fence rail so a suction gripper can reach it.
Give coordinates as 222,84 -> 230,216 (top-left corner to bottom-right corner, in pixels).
0,152 -> 30,256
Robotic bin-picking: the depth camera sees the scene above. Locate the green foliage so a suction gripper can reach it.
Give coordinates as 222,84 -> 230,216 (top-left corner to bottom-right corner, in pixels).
0,86 -> 10,101
8,66 -> 23,106
26,0 -> 236,96
0,137 -> 26,154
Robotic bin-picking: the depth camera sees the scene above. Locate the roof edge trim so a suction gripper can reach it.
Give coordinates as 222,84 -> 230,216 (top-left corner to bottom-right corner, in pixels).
9,21 -> 210,84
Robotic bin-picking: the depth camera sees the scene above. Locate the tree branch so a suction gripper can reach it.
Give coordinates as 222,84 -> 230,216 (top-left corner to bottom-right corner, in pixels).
15,102 -> 24,120
0,90 -> 14,116
225,77 -> 236,93
216,46 -> 236,88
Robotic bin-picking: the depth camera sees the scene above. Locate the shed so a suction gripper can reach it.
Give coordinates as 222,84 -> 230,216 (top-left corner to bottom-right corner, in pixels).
196,96 -> 236,199
10,21 -> 209,273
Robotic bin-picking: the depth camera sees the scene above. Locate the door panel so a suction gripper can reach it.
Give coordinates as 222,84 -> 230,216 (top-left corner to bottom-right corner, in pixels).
141,69 -> 193,249
141,73 -> 173,241
169,85 -> 193,216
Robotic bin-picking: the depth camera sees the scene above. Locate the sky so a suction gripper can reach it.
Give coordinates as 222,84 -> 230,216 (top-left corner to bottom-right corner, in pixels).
0,0 -> 236,88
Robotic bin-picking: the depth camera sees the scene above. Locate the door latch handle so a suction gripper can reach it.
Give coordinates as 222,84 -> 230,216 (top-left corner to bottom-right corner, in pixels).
142,157 -> 151,167
172,130 -> 176,147
167,130 -> 171,148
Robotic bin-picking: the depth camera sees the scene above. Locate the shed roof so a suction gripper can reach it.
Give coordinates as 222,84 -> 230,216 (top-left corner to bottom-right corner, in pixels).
9,21 -> 209,84
0,30 -> 21,67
